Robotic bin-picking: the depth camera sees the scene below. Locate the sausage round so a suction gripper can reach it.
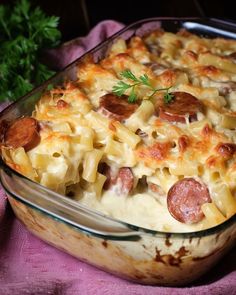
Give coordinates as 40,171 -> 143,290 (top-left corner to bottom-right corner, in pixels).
116,167 -> 134,195
158,92 -> 203,123
99,94 -> 138,121
99,163 -> 134,195
4,117 -> 40,152
167,178 -> 211,224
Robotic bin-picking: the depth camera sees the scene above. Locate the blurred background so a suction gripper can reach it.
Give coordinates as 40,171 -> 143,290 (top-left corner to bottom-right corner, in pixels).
1,0 -> 235,42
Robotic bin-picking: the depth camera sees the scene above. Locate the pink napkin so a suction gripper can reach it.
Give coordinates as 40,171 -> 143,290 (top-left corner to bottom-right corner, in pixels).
0,20 -> 236,295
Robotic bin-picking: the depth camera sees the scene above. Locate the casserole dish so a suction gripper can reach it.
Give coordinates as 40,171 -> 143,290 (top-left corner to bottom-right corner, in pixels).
0,18 -> 236,286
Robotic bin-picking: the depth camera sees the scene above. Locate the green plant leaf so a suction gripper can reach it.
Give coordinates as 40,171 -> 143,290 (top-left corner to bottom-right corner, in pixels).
0,0 -> 61,102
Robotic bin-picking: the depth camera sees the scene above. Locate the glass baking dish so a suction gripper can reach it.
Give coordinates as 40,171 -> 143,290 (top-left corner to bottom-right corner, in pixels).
0,18 -> 236,286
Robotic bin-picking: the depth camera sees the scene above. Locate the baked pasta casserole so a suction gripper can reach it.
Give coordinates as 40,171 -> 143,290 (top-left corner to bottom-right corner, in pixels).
1,28 -> 236,233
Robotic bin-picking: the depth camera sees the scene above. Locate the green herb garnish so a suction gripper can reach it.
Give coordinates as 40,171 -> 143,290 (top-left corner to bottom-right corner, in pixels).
113,69 -> 173,104
163,91 -> 175,104
0,0 -> 61,102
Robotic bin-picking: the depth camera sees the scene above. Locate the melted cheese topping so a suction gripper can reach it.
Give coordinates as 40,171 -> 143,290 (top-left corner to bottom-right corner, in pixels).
2,29 -> 236,232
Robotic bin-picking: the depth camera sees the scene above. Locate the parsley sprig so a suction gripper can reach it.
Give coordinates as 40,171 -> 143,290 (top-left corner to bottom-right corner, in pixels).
0,0 -> 61,102
113,70 -> 174,104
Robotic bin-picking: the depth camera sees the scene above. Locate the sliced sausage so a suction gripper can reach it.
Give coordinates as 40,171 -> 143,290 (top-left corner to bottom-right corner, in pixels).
98,163 -> 134,195
116,167 -> 134,195
4,117 -> 40,152
167,178 -> 211,224
99,94 -> 138,121
157,92 -> 203,124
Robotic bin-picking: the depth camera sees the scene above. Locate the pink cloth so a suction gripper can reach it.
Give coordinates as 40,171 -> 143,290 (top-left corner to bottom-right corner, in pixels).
45,19 -> 125,70
0,20 -> 235,295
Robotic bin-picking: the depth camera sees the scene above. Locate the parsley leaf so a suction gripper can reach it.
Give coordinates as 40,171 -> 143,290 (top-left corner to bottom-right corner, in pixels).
128,87 -> 137,103
0,0 -> 61,102
112,70 -> 174,104
139,74 -> 152,88
113,81 -> 132,97
120,69 -> 139,82
163,91 -> 175,104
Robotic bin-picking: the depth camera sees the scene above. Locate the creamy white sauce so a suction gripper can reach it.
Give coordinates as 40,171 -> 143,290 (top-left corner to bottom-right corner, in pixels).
79,190 -> 205,233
